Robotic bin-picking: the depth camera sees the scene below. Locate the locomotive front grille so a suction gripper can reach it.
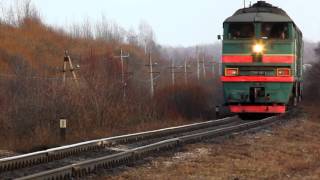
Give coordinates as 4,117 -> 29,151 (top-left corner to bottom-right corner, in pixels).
249,87 -> 266,103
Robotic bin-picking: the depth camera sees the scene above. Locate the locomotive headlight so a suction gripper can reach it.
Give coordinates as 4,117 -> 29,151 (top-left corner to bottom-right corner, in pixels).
225,68 -> 239,76
277,68 -> 291,77
252,44 -> 264,54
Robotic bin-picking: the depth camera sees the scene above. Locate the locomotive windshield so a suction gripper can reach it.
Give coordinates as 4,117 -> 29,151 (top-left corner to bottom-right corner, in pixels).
261,23 -> 289,39
228,23 -> 254,39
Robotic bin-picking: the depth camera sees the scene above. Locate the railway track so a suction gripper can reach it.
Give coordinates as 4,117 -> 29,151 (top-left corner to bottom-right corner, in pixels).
0,115 -> 283,179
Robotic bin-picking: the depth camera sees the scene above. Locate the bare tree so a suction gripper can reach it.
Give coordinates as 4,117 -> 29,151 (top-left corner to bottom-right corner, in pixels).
0,0 -> 40,26
81,18 -> 93,40
126,27 -> 138,45
138,21 -> 156,52
95,15 -> 126,43
304,43 -> 320,101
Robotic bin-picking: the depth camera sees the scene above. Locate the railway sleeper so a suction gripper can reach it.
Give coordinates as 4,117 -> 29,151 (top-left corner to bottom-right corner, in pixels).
1,156 -> 45,172
15,167 -> 73,180
71,152 -> 133,177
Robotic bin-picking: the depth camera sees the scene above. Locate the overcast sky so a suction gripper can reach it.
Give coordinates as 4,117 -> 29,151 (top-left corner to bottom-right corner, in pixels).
18,0 -> 320,46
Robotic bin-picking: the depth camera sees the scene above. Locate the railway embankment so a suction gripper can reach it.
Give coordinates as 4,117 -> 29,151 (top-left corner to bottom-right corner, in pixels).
102,105 -> 320,179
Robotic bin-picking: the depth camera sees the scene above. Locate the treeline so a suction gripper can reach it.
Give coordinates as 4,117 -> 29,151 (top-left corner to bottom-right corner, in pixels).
0,1 -> 220,152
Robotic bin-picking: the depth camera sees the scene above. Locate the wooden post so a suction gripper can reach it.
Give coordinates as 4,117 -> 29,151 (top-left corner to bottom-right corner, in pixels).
215,106 -> 220,119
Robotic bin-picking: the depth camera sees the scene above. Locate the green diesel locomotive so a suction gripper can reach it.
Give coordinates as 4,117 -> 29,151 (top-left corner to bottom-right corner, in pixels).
220,1 -> 303,115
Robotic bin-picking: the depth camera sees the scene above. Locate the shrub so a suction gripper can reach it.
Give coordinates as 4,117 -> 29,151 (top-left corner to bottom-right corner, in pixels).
154,83 -> 211,120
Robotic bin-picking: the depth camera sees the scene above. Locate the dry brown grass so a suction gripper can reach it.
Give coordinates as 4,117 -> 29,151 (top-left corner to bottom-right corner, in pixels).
100,106 -> 320,180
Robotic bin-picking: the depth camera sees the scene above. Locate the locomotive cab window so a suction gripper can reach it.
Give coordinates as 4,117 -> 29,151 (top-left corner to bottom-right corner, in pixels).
261,23 -> 289,39
228,23 -> 254,39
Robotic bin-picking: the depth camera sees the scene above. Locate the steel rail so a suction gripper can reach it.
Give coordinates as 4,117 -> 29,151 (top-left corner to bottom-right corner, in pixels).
0,116 -> 237,173
16,115 -> 281,180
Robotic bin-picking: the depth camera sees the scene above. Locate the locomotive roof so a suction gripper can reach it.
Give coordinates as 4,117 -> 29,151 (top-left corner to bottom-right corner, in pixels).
224,1 -> 293,23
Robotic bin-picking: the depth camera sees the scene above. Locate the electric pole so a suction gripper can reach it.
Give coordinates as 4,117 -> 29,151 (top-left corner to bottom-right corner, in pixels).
184,58 -> 188,84
145,51 -> 157,97
114,48 -> 130,99
169,58 -> 188,86
196,47 -> 200,81
145,51 -> 160,98
183,58 -> 192,84
171,58 -> 175,86
150,53 -> 154,97
62,50 -> 79,86
202,54 -> 206,79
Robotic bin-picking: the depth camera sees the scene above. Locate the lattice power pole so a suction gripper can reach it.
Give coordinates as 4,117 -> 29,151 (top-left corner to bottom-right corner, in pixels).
63,50 -> 79,86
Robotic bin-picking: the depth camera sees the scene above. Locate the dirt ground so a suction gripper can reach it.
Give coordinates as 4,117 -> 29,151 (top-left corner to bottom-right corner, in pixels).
99,105 -> 320,180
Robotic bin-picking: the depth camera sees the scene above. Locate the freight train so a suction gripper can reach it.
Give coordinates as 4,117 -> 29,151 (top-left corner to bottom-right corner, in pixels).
220,1 -> 303,116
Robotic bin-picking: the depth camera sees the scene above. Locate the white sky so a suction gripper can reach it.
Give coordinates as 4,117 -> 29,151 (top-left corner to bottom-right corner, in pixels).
13,0 -> 320,46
